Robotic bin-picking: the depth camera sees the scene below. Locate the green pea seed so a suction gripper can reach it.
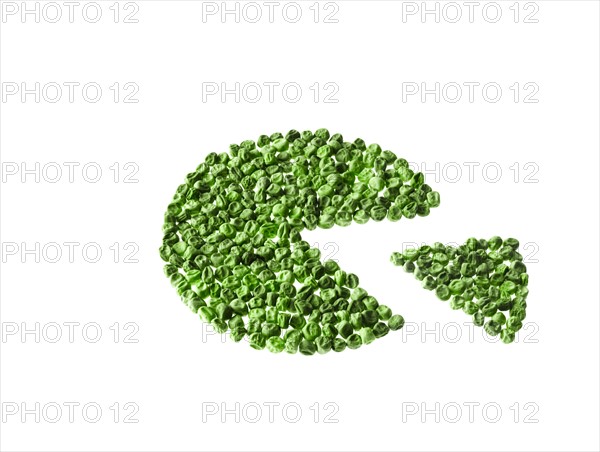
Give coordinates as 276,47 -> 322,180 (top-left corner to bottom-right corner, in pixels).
299,339 -> 317,355
388,314 -> 405,331
266,336 -> 285,353
346,333 -> 363,350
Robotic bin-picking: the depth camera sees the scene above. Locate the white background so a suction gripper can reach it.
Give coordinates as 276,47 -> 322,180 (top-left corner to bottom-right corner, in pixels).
1,1 -> 599,451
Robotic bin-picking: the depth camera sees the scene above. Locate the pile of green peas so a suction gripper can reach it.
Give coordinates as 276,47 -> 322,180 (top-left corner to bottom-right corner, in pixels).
391,237 -> 529,344
160,128 -> 441,354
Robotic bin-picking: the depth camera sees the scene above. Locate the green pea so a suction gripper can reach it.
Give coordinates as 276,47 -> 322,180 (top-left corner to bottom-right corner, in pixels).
302,322 -> 321,341
449,296 -> 465,310
336,310 -> 350,322
463,289 -> 475,301
315,336 -> 333,354
512,261 -> 527,274
346,273 -> 359,289
337,320 -> 354,339
492,312 -> 506,325
346,333 -> 363,350
261,322 -> 281,338
488,236 -> 503,251
436,271 -> 450,285
273,313 -> 289,330
376,305 -> 392,321
323,259 -> 340,274
333,270 -> 347,286
388,314 -> 405,331
499,245 -> 514,260
186,296 -> 206,313
507,316 -> 523,332
422,275 -> 437,291
500,280 -> 517,295
249,332 -> 266,350
463,301 -> 478,315
368,176 -> 385,191
363,296 -> 379,310
473,312 -> 484,327
212,319 -> 228,333
413,268 -> 428,281
361,310 -> 379,328
404,248 -> 419,261
370,205 -> 387,222
373,322 -> 390,338
228,315 -> 244,330
435,285 -> 451,301
500,329 -> 515,344
481,302 -> 498,317
484,321 -> 501,337
429,262 -> 444,276
474,276 -> 490,289
216,303 -> 234,320
350,312 -> 363,330
390,252 -> 405,266
353,210 -> 370,224
230,327 -> 247,342
248,308 -> 266,322
489,273 -> 504,287
433,253 -> 449,265
199,306 -> 217,323
299,339 -> 317,355
359,327 -> 376,345
284,330 -> 302,354
290,314 -> 307,330
460,263 -> 475,277
320,288 -> 337,303
332,337 -> 347,352
351,288 -> 368,302
321,324 -> 337,338
477,297 -> 492,309
266,336 -> 285,353
496,297 -> 514,312
426,191 -> 441,207
247,318 -> 261,334
308,310 -> 322,324
448,279 -> 466,295
387,205 -> 403,221
321,312 -> 335,324
504,238 -> 519,250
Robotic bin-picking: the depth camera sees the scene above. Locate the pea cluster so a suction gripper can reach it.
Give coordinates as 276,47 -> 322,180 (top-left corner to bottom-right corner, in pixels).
391,237 -> 529,344
160,128 -> 441,354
